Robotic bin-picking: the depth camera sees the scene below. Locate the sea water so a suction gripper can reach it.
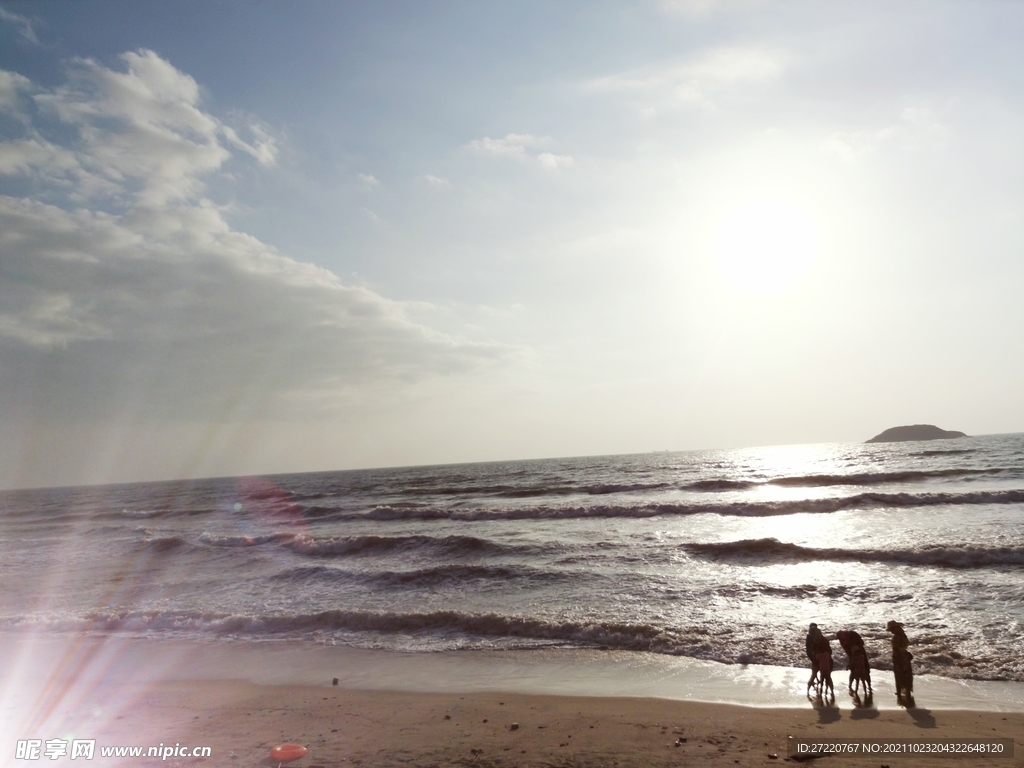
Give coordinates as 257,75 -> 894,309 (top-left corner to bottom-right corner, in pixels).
2,434 -> 1022,685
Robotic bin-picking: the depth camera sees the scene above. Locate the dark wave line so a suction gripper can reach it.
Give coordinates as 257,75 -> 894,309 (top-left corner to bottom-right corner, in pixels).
395,482 -> 674,498
584,482 -> 673,494
193,532 -> 547,559
198,532 -> 296,547
270,563 -> 573,588
681,480 -> 756,492
98,507 -> 216,521
684,538 -> 1024,568
141,536 -> 197,554
283,533 -> 542,558
766,468 -> 1009,487
344,489 -> 1024,522
911,449 -> 978,457
395,484 -> 576,498
683,468 -> 1013,493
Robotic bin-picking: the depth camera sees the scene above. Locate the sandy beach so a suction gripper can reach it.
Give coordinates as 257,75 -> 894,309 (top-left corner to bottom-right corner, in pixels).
23,680 -> 1021,768
3,636 -> 1022,768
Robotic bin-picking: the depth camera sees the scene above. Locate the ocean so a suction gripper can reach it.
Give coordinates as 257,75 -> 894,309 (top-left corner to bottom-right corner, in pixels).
2,433 -> 1023,685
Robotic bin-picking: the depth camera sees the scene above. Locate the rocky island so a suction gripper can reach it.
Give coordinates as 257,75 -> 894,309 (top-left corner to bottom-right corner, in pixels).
866,424 -> 967,443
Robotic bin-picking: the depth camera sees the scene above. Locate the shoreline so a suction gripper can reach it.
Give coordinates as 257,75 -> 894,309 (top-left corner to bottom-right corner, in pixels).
4,632 -> 1024,710
2,633 -> 1023,766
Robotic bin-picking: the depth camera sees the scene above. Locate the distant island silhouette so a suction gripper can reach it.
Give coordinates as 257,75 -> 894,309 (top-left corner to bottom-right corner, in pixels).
866,424 -> 967,443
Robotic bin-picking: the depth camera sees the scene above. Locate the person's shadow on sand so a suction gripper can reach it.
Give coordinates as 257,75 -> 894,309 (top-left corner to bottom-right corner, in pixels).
851,691 -> 874,709
810,698 -> 841,724
908,707 -> 937,728
849,694 -> 879,720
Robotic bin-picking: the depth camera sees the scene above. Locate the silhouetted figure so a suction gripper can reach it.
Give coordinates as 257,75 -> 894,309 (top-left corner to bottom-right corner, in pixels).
805,623 -> 824,692
836,629 -> 872,698
887,620 -> 914,707
814,636 -> 835,700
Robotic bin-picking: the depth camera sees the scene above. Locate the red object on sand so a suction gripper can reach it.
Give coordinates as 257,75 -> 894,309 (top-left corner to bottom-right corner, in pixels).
270,744 -> 308,763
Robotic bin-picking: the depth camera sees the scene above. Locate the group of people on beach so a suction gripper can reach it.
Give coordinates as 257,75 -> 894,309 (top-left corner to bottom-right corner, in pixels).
804,620 -> 914,707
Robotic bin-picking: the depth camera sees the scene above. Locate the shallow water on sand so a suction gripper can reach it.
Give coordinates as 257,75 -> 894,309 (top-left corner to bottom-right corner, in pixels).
3,635 -> 1023,713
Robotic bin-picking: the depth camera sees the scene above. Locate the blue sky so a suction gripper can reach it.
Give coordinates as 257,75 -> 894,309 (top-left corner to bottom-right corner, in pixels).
1,1 -> 1023,488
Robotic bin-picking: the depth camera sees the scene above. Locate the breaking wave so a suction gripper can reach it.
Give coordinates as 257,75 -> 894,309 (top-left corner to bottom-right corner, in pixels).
282,533 -> 542,558
194,532 -> 546,559
198,532 -> 296,547
684,538 -> 1024,568
271,562 -> 573,588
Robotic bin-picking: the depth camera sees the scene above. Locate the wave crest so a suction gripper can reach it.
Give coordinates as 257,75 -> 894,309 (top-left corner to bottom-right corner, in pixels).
684,538 -> 1024,568
271,563 -> 571,587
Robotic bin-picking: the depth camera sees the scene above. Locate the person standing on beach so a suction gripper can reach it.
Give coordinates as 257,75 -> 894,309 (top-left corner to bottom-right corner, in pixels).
836,629 -> 871,696
836,629 -> 863,659
887,620 -> 914,707
805,623 -> 824,691
815,635 -> 835,699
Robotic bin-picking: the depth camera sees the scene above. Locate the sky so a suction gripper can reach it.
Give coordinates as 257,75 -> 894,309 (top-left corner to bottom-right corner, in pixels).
1,1 -> 1022,489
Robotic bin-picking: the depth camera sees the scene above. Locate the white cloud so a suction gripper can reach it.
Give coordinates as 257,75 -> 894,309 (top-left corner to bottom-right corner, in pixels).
0,7 -> 38,45
0,138 -> 79,176
898,105 -> 952,145
820,104 -> 952,162
657,0 -> 720,14
30,50 -> 229,206
0,51 -> 513,431
0,50 -> 280,207
466,133 -> 571,169
221,121 -> 278,167
587,46 -> 786,110
537,152 -> 574,170
467,132 -> 553,156
0,70 -> 31,110
358,172 -> 380,186
422,174 -> 451,188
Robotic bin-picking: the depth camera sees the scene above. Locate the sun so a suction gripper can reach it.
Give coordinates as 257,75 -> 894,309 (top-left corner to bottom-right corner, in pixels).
714,199 -> 819,293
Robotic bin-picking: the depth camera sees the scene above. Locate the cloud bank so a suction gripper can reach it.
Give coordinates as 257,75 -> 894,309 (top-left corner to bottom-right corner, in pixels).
0,50 -> 512,485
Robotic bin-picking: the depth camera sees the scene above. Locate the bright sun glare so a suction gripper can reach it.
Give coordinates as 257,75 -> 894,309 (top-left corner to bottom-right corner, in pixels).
715,199 -> 819,293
